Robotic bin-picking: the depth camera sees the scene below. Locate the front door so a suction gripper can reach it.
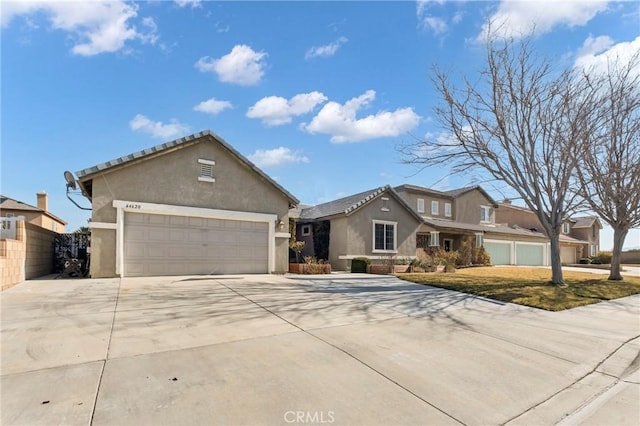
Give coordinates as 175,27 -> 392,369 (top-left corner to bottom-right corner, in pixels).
443,239 -> 453,252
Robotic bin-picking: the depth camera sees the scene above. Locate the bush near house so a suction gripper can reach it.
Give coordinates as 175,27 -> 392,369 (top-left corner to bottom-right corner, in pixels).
579,258 -> 592,264
351,257 -> 371,273
591,251 -> 612,265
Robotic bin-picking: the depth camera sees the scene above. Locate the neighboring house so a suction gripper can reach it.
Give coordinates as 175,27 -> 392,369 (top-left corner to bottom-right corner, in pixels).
296,186 -> 424,270
495,201 -> 602,264
395,185 -> 550,267
0,192 -> 67,233
74,130 -> 299,278
297,184 -> 551,270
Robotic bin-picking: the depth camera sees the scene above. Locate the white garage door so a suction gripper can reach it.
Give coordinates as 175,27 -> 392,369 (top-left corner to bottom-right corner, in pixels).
515,243 -> 544,266
484,241 -> 511,265
560,246 -> 576,264
124,213 -> 269,276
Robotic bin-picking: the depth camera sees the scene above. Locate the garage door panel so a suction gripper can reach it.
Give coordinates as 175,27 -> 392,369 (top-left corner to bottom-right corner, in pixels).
484,242 -> 511,265
516,244 -> 544,266
124,212 -> 269,276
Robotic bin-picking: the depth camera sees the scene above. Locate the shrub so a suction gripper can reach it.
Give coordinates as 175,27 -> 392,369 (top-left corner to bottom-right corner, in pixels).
579,258 -> 592,264
435,249 -> 459,267
592,251 -> 612,264
289,240 -> 306,263
457,237 -> 473,266
473,246 -> 491,265
351,257 -> 371,273
303,256 -> 329,274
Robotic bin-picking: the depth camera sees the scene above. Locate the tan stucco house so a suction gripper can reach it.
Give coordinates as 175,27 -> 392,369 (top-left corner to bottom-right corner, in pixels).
74,130 -> 298,278
296,184 -> 552,270
495,202 -> 602,264
1,192 -> 67,233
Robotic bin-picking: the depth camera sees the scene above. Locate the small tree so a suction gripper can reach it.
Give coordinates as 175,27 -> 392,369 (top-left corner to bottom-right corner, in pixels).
289,240 -> 305,264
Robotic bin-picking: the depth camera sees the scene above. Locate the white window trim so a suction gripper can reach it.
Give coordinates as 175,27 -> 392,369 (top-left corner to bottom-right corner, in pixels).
444,202 -> 452,218
198,158 -> 216,183
562,222 -> 570,234
301,224 -> 311,236
431,200 -> 439,216
381,197 -> 390,212
417,198 -> 425,214
475,233 -> 483,247
480,205 -> 492,223
429,231 -> 440,247
372,219 -> 397,253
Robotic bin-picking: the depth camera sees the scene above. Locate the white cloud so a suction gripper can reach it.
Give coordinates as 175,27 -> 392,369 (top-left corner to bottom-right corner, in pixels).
305,36 -> 348,59
195,44 -> 267,86
174,0 -> 202,8
129,114 -> 190,139
248,147 -> 309,168
193,98 -> 233,115
247,92 -> 327,126
574,35 -> 640,76
1,1 -> 157,56
303,90 -> 421,143
421,16 -> 448,35
478,0 -> 609,40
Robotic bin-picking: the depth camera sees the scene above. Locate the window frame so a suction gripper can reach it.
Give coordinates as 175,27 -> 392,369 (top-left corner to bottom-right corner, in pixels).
417,198 -> 425,213
444,202 -> 452,218
300,224 -> 311,237
429,231 -> 440,247
480,205 -> 492,223
431,200 -> 439,216
562,222 -> 570,234
372,220 -> 397,253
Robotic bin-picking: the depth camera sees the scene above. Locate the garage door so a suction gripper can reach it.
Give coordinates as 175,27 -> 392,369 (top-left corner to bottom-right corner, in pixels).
560,246 -> 576,264
484,241 -> 511,265
515,243 -> 544,266
124,213 -> 269,276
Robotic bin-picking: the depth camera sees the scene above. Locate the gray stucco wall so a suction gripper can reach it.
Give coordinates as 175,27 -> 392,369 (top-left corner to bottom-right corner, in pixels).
455,190 -> 495,224
85,137 -> 292,277
327,193 -> 420,270
395,189 -> 452,218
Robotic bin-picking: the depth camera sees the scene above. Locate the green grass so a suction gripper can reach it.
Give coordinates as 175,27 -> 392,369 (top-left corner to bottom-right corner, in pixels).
397,267 -> 640,311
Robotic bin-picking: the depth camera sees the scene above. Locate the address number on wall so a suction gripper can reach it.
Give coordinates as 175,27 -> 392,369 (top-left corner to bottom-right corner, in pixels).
125,204 -> 142,209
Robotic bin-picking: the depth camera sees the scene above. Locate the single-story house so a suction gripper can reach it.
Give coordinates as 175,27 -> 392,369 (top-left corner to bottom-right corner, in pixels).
74,130 -> 298,278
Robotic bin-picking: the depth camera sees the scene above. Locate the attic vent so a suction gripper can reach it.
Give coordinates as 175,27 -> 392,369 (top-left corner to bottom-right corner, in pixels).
198,159 -> 215,183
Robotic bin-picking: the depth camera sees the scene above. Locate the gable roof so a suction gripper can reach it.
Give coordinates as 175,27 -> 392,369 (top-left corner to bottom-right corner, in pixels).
0,195 -> 67,225
572,216 -> 601,229
300,185 -> 424,222
395,184 -> 498,207
75,130 -> 299,205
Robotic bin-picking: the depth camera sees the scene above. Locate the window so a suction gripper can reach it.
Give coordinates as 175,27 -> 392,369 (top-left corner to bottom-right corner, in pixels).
562,222 -> 570,234
431,201 -> 439,215
381,197 -> 389,212
480,206 -> 491,222
301,224 -> 311,237
444,202 -> 452,217
475,233 -> 484,247
590,244 -> 597,256
373,220 -> 396,252
430,231 -> 440,247
198,159 -> 216,182
417,198 -> 425,213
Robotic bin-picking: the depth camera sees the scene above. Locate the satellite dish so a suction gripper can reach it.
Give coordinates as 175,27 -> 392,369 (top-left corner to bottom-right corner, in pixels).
64,171 -> 77,190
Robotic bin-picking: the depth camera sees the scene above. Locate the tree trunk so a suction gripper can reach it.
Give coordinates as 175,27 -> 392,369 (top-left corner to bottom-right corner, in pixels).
609,227 -> 628,281
548,232 -> 564,284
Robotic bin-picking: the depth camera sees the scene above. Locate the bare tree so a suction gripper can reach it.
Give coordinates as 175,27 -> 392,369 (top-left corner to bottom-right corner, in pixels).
401,33 -> 596,284
575,54 -> 640,280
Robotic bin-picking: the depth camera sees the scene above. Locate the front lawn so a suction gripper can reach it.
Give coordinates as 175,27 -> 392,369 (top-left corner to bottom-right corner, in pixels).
397,267 -> 640,311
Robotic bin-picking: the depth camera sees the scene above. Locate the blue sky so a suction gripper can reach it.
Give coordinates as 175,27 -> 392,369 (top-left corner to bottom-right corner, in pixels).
1,0 -> 639,249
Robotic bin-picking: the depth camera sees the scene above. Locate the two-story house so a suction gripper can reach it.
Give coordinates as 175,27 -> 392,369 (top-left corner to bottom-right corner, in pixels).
1,192 -> 67,233
495,201 -> 601,264
295,184 -> 551,270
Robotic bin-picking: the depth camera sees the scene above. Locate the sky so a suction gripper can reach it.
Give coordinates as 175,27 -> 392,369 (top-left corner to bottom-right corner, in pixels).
1,0 -> 639,250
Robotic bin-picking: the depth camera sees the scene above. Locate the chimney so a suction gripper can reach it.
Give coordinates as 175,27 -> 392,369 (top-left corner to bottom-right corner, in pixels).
37,191 -> 48,211
502,198 -> 512,205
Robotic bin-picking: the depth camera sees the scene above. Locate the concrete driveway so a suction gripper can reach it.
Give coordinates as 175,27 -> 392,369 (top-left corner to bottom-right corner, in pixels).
1,274 -> 638,425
